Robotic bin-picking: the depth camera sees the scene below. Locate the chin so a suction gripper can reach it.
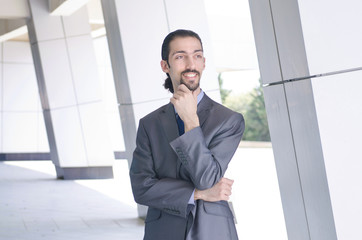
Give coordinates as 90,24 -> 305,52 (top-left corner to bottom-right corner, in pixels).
187,84 -> 200,92
182,81 -> 199,91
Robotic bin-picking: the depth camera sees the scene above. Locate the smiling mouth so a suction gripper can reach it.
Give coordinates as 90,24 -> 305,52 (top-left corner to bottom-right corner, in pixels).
183,72 -> 197,78
182,70 -> 199,79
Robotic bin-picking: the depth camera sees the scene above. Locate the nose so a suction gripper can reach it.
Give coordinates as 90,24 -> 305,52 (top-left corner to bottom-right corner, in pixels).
185,56 -> 195,69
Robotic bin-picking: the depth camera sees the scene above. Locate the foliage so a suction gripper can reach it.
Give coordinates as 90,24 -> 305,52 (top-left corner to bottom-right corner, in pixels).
218,73 -> 231,103
222,80 -> 271,142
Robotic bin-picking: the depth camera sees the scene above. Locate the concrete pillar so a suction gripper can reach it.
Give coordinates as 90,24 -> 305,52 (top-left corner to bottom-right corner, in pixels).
101,0 -> 220,217
27,0 -> 114,179
249,0 -> 362,239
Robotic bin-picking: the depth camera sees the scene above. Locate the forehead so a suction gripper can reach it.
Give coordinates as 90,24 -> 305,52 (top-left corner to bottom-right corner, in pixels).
169,36 -> 202,54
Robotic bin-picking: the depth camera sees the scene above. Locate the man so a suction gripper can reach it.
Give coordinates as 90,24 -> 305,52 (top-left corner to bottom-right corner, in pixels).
130,29 -> 245,240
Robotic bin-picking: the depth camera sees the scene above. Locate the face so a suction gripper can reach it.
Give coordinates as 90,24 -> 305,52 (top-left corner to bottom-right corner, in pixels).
161,36 -> 205,92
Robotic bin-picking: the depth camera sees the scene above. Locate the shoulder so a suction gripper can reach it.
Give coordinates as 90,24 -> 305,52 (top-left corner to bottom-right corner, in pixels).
139,103 -> 170,124
204,94 -> 243,121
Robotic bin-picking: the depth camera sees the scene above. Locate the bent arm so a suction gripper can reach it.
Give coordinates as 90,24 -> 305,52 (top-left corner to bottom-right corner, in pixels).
130,120 -> 194,218
170,113 -> 245,190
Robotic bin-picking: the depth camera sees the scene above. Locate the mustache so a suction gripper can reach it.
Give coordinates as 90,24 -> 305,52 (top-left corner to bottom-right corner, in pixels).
181,69 -> 200,75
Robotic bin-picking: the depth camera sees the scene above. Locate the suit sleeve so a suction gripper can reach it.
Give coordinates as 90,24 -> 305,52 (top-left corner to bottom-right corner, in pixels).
130,119 -> 194,218
170,112 -> 245,190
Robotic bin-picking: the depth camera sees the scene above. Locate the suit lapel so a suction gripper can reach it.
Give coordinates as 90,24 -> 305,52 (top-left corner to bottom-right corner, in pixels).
158,103 -> 179,143
158,103 -> 181,178
197,94 -> 213,128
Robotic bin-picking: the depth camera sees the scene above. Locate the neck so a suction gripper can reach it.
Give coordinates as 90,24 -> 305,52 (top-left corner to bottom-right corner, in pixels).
193,87 -> 201,95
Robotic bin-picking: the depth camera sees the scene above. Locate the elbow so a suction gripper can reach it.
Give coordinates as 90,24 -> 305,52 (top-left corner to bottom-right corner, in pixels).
131,189 -> 147,205
193,164 -> 223,190
130,179 -> 146,205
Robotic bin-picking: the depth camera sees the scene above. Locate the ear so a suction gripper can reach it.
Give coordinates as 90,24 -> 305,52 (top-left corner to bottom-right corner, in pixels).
160,60 -> 169,73
203,57 -> 206,70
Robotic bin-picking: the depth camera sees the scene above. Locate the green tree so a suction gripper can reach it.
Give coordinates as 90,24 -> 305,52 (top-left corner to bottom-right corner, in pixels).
223,80 -> 271,141
218,73 -> 231,104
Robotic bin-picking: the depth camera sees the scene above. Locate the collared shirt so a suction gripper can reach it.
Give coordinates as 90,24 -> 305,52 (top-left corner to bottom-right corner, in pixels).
196,89 -> 205,105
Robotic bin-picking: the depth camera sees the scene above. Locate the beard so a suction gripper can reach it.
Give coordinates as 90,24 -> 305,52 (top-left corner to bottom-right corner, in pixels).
180,70 -> 200,91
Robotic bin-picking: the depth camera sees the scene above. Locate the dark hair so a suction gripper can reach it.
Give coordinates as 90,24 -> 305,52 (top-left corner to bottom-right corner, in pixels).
161,29 -> 203,93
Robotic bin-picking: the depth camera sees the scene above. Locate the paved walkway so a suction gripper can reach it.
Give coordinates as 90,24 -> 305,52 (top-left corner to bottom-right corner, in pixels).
0,148 -> 288,240
0,160 -> 144,240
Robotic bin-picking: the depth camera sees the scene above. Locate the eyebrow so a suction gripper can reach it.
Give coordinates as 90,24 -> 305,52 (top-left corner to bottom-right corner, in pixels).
171,49 -> 203,56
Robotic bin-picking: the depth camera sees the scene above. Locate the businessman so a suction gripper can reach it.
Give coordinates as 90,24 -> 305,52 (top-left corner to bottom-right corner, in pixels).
130,29 -> 245,240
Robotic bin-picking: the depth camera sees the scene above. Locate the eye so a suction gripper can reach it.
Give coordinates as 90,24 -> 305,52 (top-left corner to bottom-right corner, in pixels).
195,54 -> 203,59
175,55 -> 183,60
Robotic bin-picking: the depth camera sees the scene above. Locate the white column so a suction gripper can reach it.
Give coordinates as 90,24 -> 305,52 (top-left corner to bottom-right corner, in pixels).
250,0 -> 362,239
298,1 -> 362,239
27,0 -> 114,179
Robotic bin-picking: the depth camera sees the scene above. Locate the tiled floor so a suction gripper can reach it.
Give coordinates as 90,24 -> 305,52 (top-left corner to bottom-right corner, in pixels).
0,160 -> 144,240
0,148 -> 288,240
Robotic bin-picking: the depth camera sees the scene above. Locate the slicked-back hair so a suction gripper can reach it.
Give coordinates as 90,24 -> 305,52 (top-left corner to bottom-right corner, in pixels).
161,29 -> 203,93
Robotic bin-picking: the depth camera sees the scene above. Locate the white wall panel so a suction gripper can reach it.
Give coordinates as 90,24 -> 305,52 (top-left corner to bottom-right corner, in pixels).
2,112 -> 38,152
3,41 -> 33,63
78,102 -> 114,166
102,67 -> 118,112
27,0 -> 64,44
133,98 -> 169,129
0,42 -> 2,163
199,66 -> 220,94
312,71 -> 362,240
51,106 -> 87,167
66,35 -> 101,104
0,111 -> 2,152
115,0 -> 169,104
93,36 -> 124,153
93,37 -> 112,67
203,89 -> 222,103
62,6 -> 91,38
37,40 -> 76,109
298,0 -> 362,76
3,64 -> 38,111
37,112 -> 49,152
105,111 -> 124,152
0,50 -> 3,111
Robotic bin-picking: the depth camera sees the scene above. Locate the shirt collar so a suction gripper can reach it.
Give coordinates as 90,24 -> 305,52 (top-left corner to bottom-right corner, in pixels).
197,89 -> 205,105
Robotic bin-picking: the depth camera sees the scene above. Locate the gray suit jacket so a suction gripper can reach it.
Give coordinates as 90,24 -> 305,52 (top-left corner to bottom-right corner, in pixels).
130,94 -> 245,240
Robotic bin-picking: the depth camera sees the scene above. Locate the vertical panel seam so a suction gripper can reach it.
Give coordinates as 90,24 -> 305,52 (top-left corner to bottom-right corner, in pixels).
268,0 -> 312,239
0,42 -> 3,151
163,0 -> 171,32
61,17 -> 90,165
